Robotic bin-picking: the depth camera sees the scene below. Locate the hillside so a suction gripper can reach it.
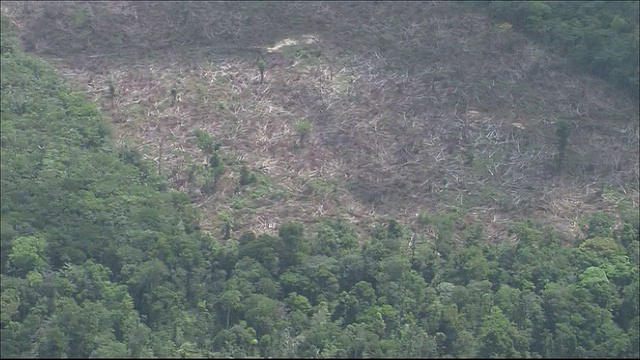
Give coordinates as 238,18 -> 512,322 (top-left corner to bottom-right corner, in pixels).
1,1 -> 638,243
1,2 -> 639,358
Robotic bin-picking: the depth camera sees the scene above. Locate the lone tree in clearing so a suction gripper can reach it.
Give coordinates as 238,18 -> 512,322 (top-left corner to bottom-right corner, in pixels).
170,88 -> 178,107
258,58 -> 266,83
295,119 -> 312,148
107,79 -> 115,107
555,119 -> 572,173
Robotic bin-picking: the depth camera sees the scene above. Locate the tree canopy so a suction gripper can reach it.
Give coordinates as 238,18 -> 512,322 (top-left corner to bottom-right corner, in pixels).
486,1 -> 639,100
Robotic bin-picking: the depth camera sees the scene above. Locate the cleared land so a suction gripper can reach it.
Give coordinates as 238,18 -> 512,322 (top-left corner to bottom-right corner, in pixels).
2,1 -> 638,242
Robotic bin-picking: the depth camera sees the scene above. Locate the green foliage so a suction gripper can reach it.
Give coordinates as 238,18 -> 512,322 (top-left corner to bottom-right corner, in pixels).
582,211 -> 615,238
239,233 -> 279,276
477,306 -> 520,357
239,165 -> 257,187
187,129 -> 222,194
433,212 -> 458,259
417,209 -> 430,226
257,59 -> 266,83
294,119 -> 312,147
7,236 -> 47,276
0,288 -> 20,326
283,45 -> 323,64
242,294 -> 284,337
555,119 -> 571,171
578,266 -> 616,308
276,222 -> 308,270
170,88 -> 178,107
488,1 -> 640,100
107,80 -> 115,99
311,218 -> 358,256
219,211 -> 234,240
0,17 -> 19,56
192,129 -> 215,154
69,8 -> 90,28
295,119 -> 312,136
453,245 -> 496,284
575,236 -> 632,287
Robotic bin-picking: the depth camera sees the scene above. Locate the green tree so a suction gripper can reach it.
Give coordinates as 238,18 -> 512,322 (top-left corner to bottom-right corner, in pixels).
397,321 -> 438,358
578,266 -> 616,309
0,288 -> 20,326
230,257 -> 280,299
460,280 -> 494,333
555,119 -> 571,172
241,294 -> 285,338
477,306 -> 520,358
435,215 -> 456,259
107,80 -> 116,107
218,289 -> 242,329
294,119 -> 312,148
258,59 -> 266,83
239,233 -> 279,275
337,251 -> 368,290
276,221 -> 308,270
0,219 -> 17,272
238,165 -> 257,187
575,236 -> 633,287
123,258 -> 170,323
344,323 -> 382,358
311,219 -> 358,256
192,129 -> 215,154
89,337 -> 130,358
7,235 -> 47,277
486,1 -> 640,99
583,212 -> 616,238
170,88 -> 178,107
453,245 -> 495,284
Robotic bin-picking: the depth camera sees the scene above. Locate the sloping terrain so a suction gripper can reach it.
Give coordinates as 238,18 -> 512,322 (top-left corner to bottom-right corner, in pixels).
2,1 -> 638,242
3,10 -> 639,358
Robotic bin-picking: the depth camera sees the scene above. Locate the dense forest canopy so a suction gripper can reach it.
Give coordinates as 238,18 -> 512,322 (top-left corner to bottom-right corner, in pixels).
1,3 -> 639,359
483,0 -> 639,100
